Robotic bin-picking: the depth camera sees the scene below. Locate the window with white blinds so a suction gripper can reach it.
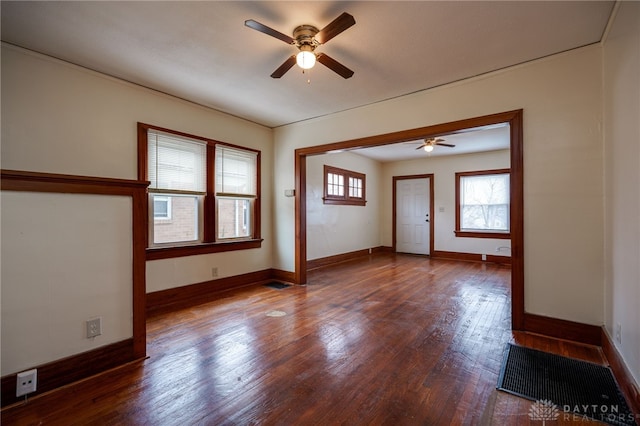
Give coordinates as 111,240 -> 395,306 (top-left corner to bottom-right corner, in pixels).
139,123 -> 262,252
215,146 -> 257,196
215,145 -> 257,239
148,131 -> 206,193
147,130 -> 207,246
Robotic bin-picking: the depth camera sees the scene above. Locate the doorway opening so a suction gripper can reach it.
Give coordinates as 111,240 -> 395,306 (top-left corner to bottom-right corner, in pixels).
294,110 -> 524,330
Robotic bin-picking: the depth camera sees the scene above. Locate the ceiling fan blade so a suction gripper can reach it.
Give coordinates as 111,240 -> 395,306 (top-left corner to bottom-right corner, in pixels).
245,19 -> 295,44
270,55 -> 296,78
316,53 -> 354,79
436,142 -> 456,148
315,12 -> 356,44
415,143 -> 428,150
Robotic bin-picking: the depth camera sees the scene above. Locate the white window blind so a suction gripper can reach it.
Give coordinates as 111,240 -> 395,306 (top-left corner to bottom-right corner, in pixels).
148,131 -> 206,193
215,145 -> 257,196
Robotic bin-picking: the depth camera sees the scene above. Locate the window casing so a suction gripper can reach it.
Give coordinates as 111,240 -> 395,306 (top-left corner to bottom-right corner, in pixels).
323,165 -> 366,206
139,123 -> 261,259
455,169 -> 510,239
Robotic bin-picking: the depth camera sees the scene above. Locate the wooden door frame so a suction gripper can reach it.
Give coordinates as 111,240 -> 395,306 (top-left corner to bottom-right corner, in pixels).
295,109 -> 524,330
392,174 -> 435,255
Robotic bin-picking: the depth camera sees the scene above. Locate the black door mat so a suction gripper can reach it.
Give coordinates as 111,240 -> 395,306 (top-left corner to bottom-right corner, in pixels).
497,344 -> 636,426
264,281 -> 291,290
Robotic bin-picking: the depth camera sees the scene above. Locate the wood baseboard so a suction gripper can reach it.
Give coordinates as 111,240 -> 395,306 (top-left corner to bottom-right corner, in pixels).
1,338 -> 138,408
431,250 -> 511,265
271,268 -> 296,284
371,246 -> 393,254
601,327 -> 640,418
432,250 -> 482,262
146,269 -> 273,314
307,249 -> 371,270
523,313 -> 601,346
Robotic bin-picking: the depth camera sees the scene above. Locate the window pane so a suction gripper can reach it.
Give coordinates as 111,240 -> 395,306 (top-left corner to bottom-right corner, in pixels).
460,174 -> 510,231
215,146 -> 257,195
148,131 -> 206,192
218,197 -> 251,239
153,196 -> 171,219
152,194 -> 201,244
349,177 -> 362,198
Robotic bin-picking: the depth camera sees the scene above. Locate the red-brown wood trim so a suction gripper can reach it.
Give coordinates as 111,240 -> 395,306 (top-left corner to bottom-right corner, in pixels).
146,239 -> 263,260
295,153 -> 307,284
432,250 -> 483,262
1,339 -> 138,408
254,150 -> 262,240
392,174 -> 435,255
485,254 -> 512,265
271,268 -> 296,284
295,110 -> 524,324
307,249 -> 371,270
601,327 -> 640,417
131,190 -> 148,359
454,231 -> 511,239
1,169 -> 149,373
322,164 -> 367,206
1,169 -> 149,194
146,269 -> 273,314
371,246 -> 394,253
205,144 -> 216,242
138,122 -> 262,249
455,168 -> 511,239
523,313 -> 601,346
509,111 -> 524,330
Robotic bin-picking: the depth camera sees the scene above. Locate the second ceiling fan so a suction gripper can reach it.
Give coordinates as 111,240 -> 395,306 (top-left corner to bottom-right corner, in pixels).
245,12 -> 356,79
416,138 -> 456,152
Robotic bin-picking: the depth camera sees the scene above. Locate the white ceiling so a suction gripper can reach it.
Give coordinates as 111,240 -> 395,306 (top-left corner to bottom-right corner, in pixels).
355,124 -> 511,162
1,1 -> 614,129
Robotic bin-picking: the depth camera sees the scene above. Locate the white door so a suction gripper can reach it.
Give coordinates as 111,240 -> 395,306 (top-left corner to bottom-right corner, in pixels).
396,178 -> 431,255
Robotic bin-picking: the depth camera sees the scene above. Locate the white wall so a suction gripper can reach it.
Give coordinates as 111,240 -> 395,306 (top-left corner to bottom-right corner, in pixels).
381,150 -> 511,256
1,44 -> 273,371
306,152 -> 381,260
1,192 -> 133,375
603,1 -> 640,384
274,45 -> 604,325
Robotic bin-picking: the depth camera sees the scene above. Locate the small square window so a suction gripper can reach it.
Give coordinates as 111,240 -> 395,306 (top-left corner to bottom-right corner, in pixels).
323,165 -> 366,206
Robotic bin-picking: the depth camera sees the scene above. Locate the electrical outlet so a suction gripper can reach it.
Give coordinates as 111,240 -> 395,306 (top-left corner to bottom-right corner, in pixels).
481,254 -> 487,261
86,317 -> 102,338
211,267 -> 218,278
16,369 -> 37,397
615,323 -> 622,344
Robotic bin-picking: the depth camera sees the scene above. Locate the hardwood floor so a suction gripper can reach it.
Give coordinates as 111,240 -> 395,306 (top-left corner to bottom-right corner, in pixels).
2,254 -> 608,425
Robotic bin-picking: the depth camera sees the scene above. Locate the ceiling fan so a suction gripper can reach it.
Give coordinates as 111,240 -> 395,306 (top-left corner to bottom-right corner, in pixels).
415,138 -> 456,152
244,12 -> 355,79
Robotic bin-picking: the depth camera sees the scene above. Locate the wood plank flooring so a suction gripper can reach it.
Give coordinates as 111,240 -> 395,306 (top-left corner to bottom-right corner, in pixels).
2,254 -> 608,425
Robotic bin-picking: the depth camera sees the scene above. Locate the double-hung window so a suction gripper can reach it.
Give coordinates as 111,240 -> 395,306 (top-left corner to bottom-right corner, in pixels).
139,123 -> 261,258
455,169 -> 510,239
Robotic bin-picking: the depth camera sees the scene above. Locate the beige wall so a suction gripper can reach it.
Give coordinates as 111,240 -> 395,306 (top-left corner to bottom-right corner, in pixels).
306,152 -> 382,260
381,150 -> 511,255
274,45 -> 604,326
1,44 -> 273,373
603,1 -> 640,384
1,192 -> 133,375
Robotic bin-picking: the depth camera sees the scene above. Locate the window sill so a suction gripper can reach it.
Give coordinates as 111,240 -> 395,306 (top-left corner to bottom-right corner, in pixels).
146,239 -> 263,260
454,230 -> 511,240
323,198 -> 367,206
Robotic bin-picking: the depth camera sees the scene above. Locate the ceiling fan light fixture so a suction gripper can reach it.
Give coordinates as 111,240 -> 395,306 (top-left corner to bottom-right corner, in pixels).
296,46 -> 316,69
424,144 -> 434,152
